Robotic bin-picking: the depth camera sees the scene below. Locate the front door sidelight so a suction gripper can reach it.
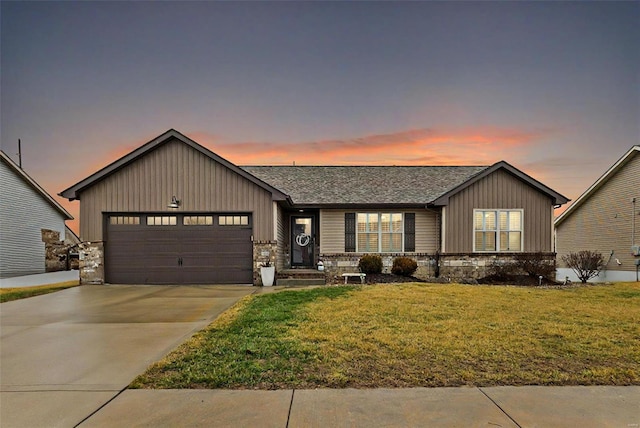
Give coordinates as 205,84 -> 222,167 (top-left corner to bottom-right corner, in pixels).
291,216 -> 314,267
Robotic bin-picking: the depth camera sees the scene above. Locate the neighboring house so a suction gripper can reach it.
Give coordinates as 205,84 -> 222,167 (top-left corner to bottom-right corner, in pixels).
64,225 -> 81,246
0,151 -> 73,278
60,129 -> 569,285
555,146 -> 640,283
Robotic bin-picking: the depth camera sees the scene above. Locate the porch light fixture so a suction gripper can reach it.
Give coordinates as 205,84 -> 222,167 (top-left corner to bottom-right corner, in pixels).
167,196 -> 181,209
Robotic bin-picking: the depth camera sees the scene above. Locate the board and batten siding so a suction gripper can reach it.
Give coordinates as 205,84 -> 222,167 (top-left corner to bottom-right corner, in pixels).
0,161 -> 67,277
79,139 -> 275,241
444,169 -> 554,253
319,209 -> 438,253
556,152 -> 640,272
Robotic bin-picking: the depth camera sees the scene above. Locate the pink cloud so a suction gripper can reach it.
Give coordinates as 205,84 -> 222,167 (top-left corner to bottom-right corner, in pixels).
199,126 -> 555,166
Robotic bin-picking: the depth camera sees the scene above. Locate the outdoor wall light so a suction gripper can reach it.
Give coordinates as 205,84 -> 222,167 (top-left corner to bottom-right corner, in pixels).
167,196 -> 181,209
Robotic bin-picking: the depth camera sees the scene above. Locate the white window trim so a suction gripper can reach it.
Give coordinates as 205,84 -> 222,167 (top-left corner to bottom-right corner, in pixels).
472,209 -> 524,252
356,212 -> 404,253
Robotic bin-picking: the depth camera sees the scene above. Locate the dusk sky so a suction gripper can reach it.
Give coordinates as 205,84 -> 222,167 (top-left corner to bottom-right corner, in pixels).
1,1 -> 638,233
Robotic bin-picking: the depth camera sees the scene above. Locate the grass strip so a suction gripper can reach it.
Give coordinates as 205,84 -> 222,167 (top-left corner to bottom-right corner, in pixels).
132,282 -> 640,389
0,281 -> 80,303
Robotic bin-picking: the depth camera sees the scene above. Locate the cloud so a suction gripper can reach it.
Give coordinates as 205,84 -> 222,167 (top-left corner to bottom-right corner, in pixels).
198,126 -> 554,166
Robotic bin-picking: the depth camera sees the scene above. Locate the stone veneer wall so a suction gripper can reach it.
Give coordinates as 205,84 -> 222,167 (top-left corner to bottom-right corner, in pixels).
439,253 -> 556,281
319,253 -> 437,281
253,240 -> 278,286
79,242 -> 104,284
42,229 -> 79,272
320,252 -> 556,282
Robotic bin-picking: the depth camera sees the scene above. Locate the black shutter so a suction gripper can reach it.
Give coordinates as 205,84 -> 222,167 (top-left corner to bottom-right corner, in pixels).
345,213 -> 356,252
404,213 -> 415,252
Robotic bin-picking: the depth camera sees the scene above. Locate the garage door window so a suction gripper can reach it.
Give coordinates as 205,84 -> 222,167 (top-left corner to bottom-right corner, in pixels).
183,216 -> 214,225
219,215 -> 249,226
147,216 -> 177,226
109,216 -> 140,225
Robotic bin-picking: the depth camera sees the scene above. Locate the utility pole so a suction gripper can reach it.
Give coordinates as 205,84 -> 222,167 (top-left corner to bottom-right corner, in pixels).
17,139 -> 22,168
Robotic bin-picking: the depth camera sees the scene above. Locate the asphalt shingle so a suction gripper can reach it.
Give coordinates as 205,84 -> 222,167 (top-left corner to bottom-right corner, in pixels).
241,166 -> 488,205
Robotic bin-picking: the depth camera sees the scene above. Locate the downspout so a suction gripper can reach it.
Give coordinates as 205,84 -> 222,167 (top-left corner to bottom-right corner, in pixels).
426,205 -> 442,278
633,198 -> 638,282
633,197 -> 636,248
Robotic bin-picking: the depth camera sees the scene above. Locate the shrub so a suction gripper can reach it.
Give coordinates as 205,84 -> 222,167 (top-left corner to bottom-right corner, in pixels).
561,250 -> 605,283
514,252 -> 556,279
358,254 -> 383,274
486,259 -> 519,281
391,257 -> 418,277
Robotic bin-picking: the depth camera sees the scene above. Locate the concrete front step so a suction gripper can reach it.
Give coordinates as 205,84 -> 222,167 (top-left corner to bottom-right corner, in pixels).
276,269 -> 326,286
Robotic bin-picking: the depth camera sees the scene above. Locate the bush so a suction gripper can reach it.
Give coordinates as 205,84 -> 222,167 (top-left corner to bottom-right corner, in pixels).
561,250 -> 605,283
358,254 -> 383,274
486,260 -> 519,281
514,252 -> 556,279
391,257 -> 418,277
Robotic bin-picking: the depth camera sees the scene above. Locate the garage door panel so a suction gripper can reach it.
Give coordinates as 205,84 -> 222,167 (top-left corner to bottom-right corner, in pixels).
106,215 -> 253,285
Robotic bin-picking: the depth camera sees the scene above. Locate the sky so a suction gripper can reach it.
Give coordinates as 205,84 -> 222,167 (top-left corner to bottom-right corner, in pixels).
1,1 -> 638,234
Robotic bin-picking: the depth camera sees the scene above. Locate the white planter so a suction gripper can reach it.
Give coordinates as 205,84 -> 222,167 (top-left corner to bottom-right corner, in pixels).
260,266 -> 275,287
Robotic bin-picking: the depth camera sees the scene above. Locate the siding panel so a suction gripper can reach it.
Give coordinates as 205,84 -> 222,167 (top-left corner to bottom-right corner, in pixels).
445,169 -> 553,253
0,162 -> 67,277
556,153 -> 640,272
80,139 -> 274,241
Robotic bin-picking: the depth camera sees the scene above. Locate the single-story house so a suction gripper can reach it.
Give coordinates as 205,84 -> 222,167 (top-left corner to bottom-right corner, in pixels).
60,129 -> 569,285
555,145 -> 640,282
1,150 -> 74,278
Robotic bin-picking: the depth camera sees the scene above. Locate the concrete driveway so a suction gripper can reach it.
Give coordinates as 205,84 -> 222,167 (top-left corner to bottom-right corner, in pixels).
0,284 -> 255,428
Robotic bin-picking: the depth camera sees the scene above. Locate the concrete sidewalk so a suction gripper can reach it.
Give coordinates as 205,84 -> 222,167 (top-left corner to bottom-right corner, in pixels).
79,386 -> 639,427
0,270 -> 79,288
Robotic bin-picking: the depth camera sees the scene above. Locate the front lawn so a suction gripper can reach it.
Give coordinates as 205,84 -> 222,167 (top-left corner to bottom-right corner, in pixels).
0,281 -> 80,303
131,282 -> 640,389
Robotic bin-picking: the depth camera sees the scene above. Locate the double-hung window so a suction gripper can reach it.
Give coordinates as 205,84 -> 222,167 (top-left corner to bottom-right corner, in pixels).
474,210 -> 522,252
357,213 -> 403,252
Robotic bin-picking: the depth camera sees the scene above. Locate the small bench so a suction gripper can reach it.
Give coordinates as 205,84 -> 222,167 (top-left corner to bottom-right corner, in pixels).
342,273 -> 366,284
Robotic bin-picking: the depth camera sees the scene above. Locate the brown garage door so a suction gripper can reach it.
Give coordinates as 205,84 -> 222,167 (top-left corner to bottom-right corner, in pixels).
105,214 -> 253,284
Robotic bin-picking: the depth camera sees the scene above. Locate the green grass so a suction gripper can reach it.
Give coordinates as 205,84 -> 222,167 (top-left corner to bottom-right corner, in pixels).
131,282 -> 640,389
0,281 -> 80,302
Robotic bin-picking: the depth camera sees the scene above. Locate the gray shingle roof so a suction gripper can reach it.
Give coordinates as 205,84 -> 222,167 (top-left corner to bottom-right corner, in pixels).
241,166 -> 488,205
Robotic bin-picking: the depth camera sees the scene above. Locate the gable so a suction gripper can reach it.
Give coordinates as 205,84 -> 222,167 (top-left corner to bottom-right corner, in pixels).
555,146 -> 640,227
432,161 -> 569,207
444,168 -> 555,253
0,151 -> 72,220
60,129 -> 288,202
74,138 -> 280,241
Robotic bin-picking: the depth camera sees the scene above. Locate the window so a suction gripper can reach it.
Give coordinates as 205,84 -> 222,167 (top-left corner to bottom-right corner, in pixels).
109,216 -> 140,225
357,213 -> 403,252
183,216 -> 213,225
474,210 -> 522,252
218,215 -> 249,226
146,216 -> 177,226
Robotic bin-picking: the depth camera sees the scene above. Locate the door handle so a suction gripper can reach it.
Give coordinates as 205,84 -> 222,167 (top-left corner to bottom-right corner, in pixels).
178,257 -> 183,266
